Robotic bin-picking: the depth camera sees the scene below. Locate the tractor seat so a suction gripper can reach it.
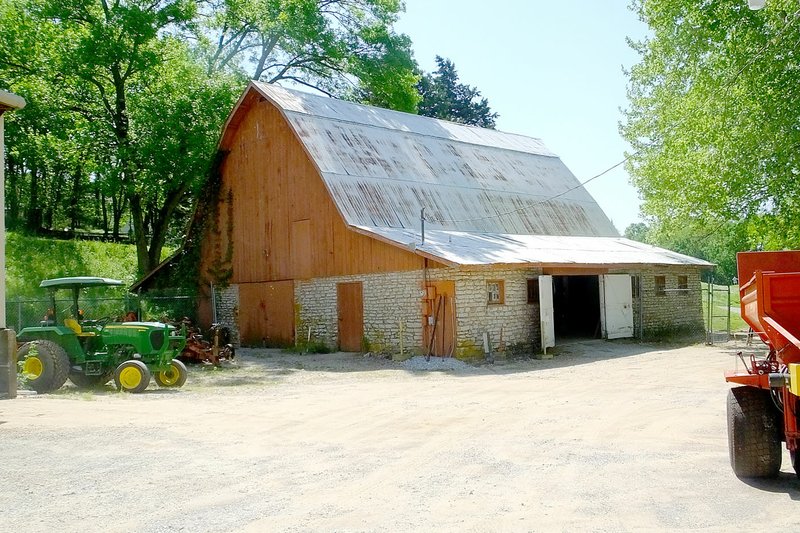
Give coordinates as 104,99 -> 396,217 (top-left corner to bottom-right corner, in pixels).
64,318 -> 96,337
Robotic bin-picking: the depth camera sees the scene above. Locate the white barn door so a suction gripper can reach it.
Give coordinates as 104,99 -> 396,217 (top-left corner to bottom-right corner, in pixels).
600,274 -> 634,339
539,275 -> 555,352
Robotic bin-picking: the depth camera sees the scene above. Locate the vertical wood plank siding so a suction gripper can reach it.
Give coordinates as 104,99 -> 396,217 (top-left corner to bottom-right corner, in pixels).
203,99 -> 430,286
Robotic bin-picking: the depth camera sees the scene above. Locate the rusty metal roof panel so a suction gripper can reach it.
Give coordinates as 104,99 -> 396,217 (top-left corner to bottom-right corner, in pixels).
255,82 -> 555,156
355,227 -> 714,267
253,82 -> 618,237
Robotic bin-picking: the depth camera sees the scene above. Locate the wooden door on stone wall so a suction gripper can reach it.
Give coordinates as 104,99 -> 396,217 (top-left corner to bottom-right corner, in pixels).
423,281 -> 456,357
337,282 -> 363,352
238,281 -> 295,346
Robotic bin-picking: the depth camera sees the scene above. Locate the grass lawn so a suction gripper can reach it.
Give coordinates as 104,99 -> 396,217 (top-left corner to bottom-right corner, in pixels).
701,282 -> 748,333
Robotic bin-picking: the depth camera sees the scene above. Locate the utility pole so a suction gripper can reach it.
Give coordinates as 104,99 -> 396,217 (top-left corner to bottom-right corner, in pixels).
0,90 -> 26,399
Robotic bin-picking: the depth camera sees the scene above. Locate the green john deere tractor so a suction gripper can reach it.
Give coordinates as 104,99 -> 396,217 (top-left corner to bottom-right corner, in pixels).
16,277 -> 187,394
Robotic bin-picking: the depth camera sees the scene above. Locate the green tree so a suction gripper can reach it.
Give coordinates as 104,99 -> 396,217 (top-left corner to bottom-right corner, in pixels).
1,0 -> 241,275
3,0 -> 424,279
641,218 -> 751,283
621,0 -> 800,254
417,56 -> 498,128
197,0 -> 420,112
623,222 -> 651,243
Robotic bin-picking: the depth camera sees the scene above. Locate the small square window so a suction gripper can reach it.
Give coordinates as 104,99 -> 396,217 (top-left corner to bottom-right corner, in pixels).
527,279 -> 539,304
487,280 -> 505,304
655,276 -> 666,297
678,275 -> 688,291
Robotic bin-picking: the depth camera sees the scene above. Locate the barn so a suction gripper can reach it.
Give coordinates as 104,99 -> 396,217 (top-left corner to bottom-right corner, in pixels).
166,82 -> 712,357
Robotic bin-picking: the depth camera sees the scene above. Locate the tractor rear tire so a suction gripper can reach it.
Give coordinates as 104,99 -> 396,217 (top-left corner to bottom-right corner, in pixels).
154,359 -> 188,388
68,370 -> 113,389
791,450 -> 800,479
727,386 -> 782,478
114,360 -> 151,393
18,340 -> 70,394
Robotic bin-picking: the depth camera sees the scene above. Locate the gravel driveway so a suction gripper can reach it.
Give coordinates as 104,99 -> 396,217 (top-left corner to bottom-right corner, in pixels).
1,340 -> 798,532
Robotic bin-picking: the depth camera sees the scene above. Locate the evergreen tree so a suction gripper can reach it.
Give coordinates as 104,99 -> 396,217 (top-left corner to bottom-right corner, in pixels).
417,56 -> 498,128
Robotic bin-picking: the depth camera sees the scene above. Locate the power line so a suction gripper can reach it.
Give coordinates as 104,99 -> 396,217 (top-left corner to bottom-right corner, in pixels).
423,7 -> 800,229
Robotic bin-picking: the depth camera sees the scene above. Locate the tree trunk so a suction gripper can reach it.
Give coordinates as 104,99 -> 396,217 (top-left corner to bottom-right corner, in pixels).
45,168 -> 64,230
129,193 -> 152,275
111,191 -> 127,239
69,166 -> 82,231
6,154 -> 20,229
27,166 -> 41,231
95,186 -> 109,236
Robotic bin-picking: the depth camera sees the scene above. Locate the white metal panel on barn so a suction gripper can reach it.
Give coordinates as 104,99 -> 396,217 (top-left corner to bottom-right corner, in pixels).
600,274 -> 634,339
257,82 -> 556,156
539,275 -> 555,352
250,82 -> 618,238
354,226 -> 714,267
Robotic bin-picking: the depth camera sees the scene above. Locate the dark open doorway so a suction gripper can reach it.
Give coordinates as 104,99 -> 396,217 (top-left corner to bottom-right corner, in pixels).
553,275 -> 601,339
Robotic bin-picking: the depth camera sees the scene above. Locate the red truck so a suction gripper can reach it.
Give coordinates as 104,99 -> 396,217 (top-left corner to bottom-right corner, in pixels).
726,251 -> 800,478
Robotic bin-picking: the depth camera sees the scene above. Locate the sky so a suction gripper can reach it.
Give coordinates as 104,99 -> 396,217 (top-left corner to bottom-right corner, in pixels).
395,0 -> 650,234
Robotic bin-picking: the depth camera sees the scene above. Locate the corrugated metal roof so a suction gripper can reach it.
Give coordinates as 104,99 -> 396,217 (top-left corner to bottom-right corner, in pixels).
355,227 -> 714,268
222,83 -> 708,269
251,82 -> 618,237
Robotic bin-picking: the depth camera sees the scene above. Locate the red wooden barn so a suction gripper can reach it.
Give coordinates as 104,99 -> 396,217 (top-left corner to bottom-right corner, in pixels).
146,82 -> 712,357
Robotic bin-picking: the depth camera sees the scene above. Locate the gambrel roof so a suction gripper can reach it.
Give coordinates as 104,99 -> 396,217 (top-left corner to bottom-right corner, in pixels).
220,82 -> 710,268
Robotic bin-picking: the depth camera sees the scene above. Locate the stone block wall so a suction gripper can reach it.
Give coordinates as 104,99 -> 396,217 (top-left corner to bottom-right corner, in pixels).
212,284 -> 240,347
295,270 -> 426,353
294,266 -> 543,357
617,266 -> 705,337
224,264 -> 706,351
427,266 -> 542,357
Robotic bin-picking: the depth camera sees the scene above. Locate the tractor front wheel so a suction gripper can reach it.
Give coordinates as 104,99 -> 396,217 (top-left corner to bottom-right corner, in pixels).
154,359 -> 188,388
114,360 -> 151,393
727,386 -> 782,478
18,340 -> 70,393
791,450 -> 800,479
69,370 -> 113,389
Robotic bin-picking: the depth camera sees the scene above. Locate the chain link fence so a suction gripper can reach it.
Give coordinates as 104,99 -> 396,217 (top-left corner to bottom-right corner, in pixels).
703,281 -> 750,344
5,289 -> 207,331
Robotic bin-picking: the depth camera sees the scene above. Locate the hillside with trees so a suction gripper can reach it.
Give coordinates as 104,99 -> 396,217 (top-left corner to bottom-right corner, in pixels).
1,0 -> 496,279
621,0 -> 800,279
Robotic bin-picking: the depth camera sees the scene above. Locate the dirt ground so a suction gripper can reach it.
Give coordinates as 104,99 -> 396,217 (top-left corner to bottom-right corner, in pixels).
1,339 -> 798,532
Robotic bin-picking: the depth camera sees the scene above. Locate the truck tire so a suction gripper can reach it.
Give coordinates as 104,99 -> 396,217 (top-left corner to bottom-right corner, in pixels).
727,386 -> 782,478
18,340 -> 70,394
68,370 -> 113,389
114,360 -> 151,393
154,359 -> 187,388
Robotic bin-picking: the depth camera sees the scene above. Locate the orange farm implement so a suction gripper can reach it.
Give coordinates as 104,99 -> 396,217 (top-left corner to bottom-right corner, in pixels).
726,251 -> 800,478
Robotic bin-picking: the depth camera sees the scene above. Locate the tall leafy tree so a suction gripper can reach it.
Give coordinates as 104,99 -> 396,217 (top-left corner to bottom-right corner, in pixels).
2,0 -> 423,277
417,56 -> 498,128
1,0 -> 242,274
624,218 -> 750,283
621,0 -> 800,253
196,0 -> 420,112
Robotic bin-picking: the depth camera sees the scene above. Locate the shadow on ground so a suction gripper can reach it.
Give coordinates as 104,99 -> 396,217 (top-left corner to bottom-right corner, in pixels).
231,339 -> 710,378
741,473 -> 800,500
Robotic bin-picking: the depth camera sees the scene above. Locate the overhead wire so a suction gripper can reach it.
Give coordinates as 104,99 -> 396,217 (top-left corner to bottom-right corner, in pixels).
421,6 -> 800,231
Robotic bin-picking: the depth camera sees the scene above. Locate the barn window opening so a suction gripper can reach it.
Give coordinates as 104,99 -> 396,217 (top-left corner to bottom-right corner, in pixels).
487,280 -> 505,304
655,276 -> 666,296
677,275 -> 688,292
527,279 -> 539,304
631,275 -> 641,299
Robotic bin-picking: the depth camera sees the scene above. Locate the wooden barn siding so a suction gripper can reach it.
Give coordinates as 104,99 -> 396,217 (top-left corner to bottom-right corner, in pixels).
201,99 -> 432,288
198,99 -> 446,341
